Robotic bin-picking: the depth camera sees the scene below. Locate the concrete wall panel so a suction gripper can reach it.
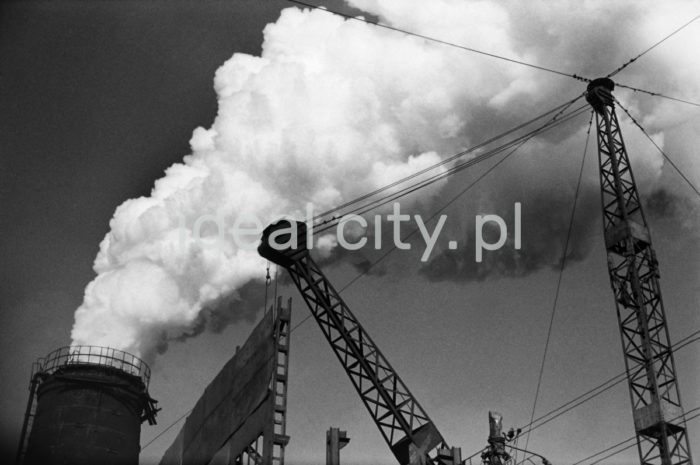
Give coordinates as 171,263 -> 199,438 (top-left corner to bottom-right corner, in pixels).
158,311 -> 278,465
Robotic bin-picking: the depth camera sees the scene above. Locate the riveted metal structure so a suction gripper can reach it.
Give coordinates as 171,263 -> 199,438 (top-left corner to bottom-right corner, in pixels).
586,77 -> 693,465
17,346 -> 158,465
259,220 -> 454,465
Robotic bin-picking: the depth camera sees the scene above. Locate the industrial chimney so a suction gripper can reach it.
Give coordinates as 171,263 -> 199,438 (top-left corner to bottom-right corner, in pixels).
17,346 -> 158,465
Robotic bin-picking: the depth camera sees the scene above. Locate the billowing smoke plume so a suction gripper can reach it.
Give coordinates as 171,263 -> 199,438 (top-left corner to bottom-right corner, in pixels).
71,0 -> 700,361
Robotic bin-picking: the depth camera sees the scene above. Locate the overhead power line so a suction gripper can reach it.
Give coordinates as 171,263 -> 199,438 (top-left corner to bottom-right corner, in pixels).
292,95 -> 588,340
464,402 -> 700,465
141,408 -> 192,451
313,97 -> 589,235
286,0 -> 590,82
288,1 -> 700,107
142,323 -> 700,455
601,9 -> 700,107
291,98 -> 588,342
607,12 -> 700,78
614,82 -> 700,108
314,107 -> 589,237
312,98 -> 583,224
614,97 -> 700,198
517,328 -> 700,436
571,406 -> 700,465
523,111 -> 593,451
315,105 -> 589,234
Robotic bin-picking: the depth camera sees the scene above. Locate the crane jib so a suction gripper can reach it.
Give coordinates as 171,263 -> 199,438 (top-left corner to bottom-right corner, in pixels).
258,220 -> 452,465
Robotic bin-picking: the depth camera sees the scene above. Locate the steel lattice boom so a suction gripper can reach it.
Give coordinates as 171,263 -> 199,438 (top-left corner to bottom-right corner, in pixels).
586,78 -> 693,465
258,220 -> 449,465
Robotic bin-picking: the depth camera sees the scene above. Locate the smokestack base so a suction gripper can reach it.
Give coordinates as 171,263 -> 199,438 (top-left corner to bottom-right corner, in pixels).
18,346 -> 158,465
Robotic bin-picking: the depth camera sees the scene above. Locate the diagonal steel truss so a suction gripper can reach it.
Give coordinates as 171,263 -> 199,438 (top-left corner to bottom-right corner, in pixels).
259,222 -> 446,464
587,78 -> 693,465
286,253 -> 445,463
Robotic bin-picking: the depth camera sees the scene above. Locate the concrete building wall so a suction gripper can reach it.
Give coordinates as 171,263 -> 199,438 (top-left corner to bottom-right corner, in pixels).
159,304 -> 289,465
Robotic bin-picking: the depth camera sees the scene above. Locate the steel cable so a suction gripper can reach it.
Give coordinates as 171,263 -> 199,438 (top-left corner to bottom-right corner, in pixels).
523,111 -> 593,451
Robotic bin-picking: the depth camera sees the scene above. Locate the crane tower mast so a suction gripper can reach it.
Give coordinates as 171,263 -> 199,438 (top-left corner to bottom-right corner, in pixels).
586,78 -> 693,465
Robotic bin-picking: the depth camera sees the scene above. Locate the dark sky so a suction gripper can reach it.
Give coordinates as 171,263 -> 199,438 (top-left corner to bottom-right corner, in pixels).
0,0 -> 295,456
1,1 -> 699,464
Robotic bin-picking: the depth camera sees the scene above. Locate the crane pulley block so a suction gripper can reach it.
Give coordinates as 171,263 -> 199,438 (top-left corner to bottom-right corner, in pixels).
586,77 -> 615,113
259,220 -> 309,267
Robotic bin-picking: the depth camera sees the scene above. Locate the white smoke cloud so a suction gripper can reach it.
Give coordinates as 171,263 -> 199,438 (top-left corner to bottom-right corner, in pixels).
71,6 -> 464,360
71,0 -> 700,361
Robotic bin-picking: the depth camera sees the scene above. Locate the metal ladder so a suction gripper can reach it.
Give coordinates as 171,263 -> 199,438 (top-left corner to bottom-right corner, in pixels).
271,297 -> 291,465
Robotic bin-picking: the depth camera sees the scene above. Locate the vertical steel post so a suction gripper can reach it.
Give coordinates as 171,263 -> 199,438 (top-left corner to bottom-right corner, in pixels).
586,77 -> 693,465
15,372 -> 40,464
481,411 -> 510,465
269,297 -> 292,465
326,428 -> 350,465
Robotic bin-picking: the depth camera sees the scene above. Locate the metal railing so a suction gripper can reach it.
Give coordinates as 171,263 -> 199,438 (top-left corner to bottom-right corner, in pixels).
32,346 -> 151,389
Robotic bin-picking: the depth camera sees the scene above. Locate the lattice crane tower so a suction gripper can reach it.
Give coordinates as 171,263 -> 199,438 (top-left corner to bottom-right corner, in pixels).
586,77 -> 693,465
